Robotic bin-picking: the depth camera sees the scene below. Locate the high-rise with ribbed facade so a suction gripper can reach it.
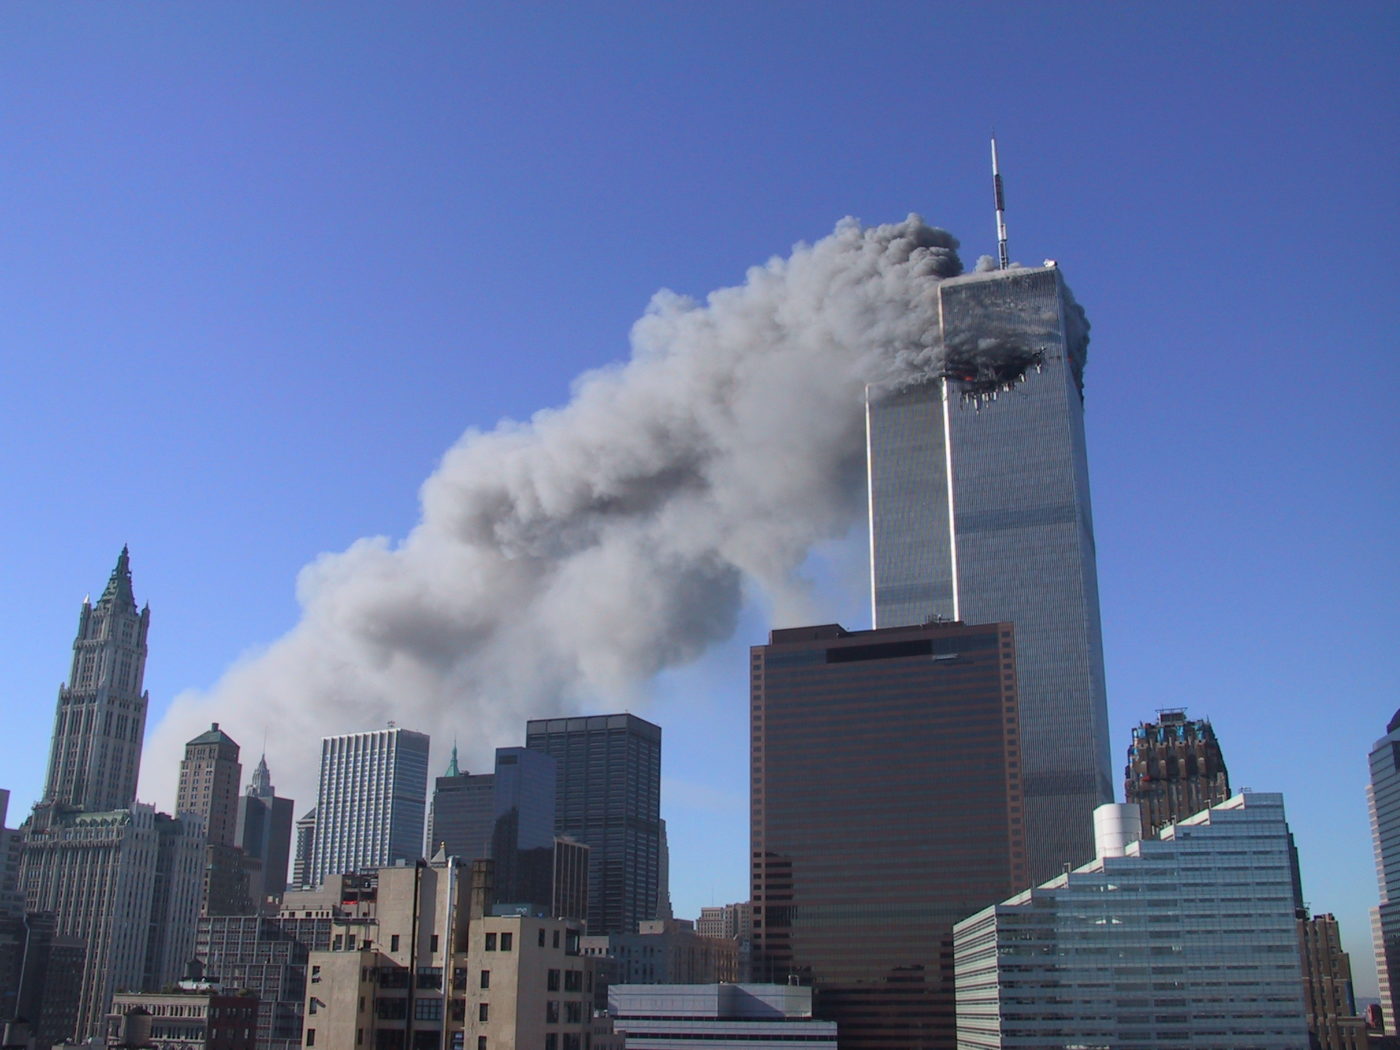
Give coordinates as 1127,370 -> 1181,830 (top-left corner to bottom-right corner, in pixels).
308,726 -> 430,888
866,263 -> 1111,883
1369,710 -> 1400,1034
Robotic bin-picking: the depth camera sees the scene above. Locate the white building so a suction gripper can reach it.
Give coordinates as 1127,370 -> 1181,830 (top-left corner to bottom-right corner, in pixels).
608,984 -> 836,1049
953,794 -> 1310,1049
308,726 -> 430,888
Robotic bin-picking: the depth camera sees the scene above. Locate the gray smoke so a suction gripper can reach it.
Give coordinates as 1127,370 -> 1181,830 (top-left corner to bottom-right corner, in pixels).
142,215 -> 963,809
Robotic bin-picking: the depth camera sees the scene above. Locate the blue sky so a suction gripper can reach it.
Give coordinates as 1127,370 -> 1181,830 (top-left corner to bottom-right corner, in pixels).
2,3 -> 1395,993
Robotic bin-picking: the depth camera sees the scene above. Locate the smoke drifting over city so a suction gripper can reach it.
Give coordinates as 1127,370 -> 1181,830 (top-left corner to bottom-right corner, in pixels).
144,215 -> 966,807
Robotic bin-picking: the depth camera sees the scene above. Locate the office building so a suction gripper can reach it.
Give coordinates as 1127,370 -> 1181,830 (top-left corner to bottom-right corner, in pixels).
866,263 -> 1111,882
234,753 -> 295,913
582,918 -> 739,985
1124,709 -> 1230,837
308,726 -> 430,889
1297,912 -> 1367,1050
427,743 -> 495,861
292,807 -> 316,889
526,714 -> 663,935
17,550 -> 204,1041
954,794 -> 1310,1049
608,984 -> 837,1049
1370,709 -> 1400,1035
177,723 -> 251,915
751,620 -> 1025,1049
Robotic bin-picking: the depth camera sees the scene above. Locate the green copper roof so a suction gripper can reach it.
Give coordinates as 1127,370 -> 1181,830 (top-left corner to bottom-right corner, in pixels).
444,742 -> 461,777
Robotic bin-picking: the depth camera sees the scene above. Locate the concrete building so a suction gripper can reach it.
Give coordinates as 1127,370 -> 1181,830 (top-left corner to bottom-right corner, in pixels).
178,723 -> 252,916
1124,709 -> 1230,837
953,794 -> 1310,1049
16,550 -> 204,1041
300,858 -> 611,1050
526,714 -> 663,936
1370,709 -> 1400,1035
106,986 -> 259,1049
1297,912 -> 1367,1050
608,984 -> 837,1049
866,263 -> 1111,884
235,753 -> 295,913
751,620 -> 1025,1048
582,918 -> 739,986
309,726 -> 430,889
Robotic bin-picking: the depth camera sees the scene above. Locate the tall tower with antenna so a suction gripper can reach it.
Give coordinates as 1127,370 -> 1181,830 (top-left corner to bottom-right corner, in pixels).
992,136 -> 1010,269
865,153 -> 1111,885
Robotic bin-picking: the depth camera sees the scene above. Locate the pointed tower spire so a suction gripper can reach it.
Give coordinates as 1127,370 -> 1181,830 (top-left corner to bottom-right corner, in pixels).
97,545 -> 136,611
445,741 -> 461,777
247,753 -> 275,797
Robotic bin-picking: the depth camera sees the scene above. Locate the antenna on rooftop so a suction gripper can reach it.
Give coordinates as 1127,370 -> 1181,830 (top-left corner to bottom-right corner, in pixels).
991,136 -> 1009,270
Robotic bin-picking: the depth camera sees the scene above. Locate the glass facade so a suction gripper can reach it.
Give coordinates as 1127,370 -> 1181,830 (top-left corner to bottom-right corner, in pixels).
867,265 -> 1111,884
526,714 -> 662,936
1369,711 -> 1400,1032
750,620 -> 1024,1049
953,793 -> 1310,1049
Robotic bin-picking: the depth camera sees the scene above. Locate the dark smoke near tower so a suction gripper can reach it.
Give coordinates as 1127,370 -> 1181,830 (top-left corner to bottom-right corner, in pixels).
141,215 -> 1030,806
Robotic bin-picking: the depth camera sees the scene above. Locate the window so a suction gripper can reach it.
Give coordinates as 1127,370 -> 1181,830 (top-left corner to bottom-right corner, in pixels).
480,970 -> 490,990
414,999 -> 443,1021
564,970 -> 582,992
450,1001 -> 465,1022
553,929 -> 560,949
484,933 -> 497,951
538,928 -> 546,947
390,934 -> 400,952
305,1030 -> 315,1047
546,1000 -> 560,1023
547,969 -> 561,991
308,999 -> 319,1015
546,1037 -> 558,1050
478,1003 -> 489,1022
477,1039 -> 487,1050
430,933 -> 439,953
500,932 -> 513,951
565,1001 -> 582,1023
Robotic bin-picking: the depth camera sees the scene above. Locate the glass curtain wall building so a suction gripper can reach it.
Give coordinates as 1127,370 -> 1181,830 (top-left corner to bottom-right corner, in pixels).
867,264 -> 1111,883
750,620 -> 1025,1050
954,794 -> 1310,1049
526,714 -> 662,936
1369,710 -> 1400,1034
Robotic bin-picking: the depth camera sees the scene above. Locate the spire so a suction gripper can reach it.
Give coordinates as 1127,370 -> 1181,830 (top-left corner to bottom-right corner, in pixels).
247,753 -> 274,797
445,741 -> 461,777
97,545 -> 136,611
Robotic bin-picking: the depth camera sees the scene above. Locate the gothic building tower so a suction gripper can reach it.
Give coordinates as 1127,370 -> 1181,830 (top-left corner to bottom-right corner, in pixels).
42,546 -> 150,812
19,550 -> 203,1042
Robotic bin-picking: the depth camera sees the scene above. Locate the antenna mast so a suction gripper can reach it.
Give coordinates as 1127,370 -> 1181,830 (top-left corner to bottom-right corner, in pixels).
991,137 -> 1009,270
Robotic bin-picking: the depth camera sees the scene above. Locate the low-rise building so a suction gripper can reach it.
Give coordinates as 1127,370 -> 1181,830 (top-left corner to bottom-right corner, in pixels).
608,983 -> 836,1049
581,919 -> 738,986
106,985 -> 258,1049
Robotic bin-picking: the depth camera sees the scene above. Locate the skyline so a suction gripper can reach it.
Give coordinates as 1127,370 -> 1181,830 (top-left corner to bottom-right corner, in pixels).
2,3 -> 1396,996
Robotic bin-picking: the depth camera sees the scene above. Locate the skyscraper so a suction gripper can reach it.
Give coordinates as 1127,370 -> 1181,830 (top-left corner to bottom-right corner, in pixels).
18,550 -> 203,1041
427,745 -> 496,863
234,753 -> 295,913
177,723 -> 250,915
1369,710 -> 1400,1034
41,545 -> 149,813
750,620 -> 1025,1049
866,263 -> 1111,882
308,726 -> 430,888
526,714 -> 662,935
1124,709 -> 1230,837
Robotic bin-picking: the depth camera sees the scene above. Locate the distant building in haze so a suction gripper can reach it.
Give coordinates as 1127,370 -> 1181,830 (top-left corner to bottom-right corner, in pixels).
526,714 -> 663,935
954,794 -> 1309,1048
1124,709 -> 1230,837
750,619 -> 1025,1049
234,753 -> 295,913
308,725 -> 430,889
291,807 -> 316,889
866,263 -> 1111,883
17,549 -> 204,1041
1369,709 -> 1400,1035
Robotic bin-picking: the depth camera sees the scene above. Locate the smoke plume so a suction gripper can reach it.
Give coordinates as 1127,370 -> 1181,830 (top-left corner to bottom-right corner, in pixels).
142,215 -> 963,811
